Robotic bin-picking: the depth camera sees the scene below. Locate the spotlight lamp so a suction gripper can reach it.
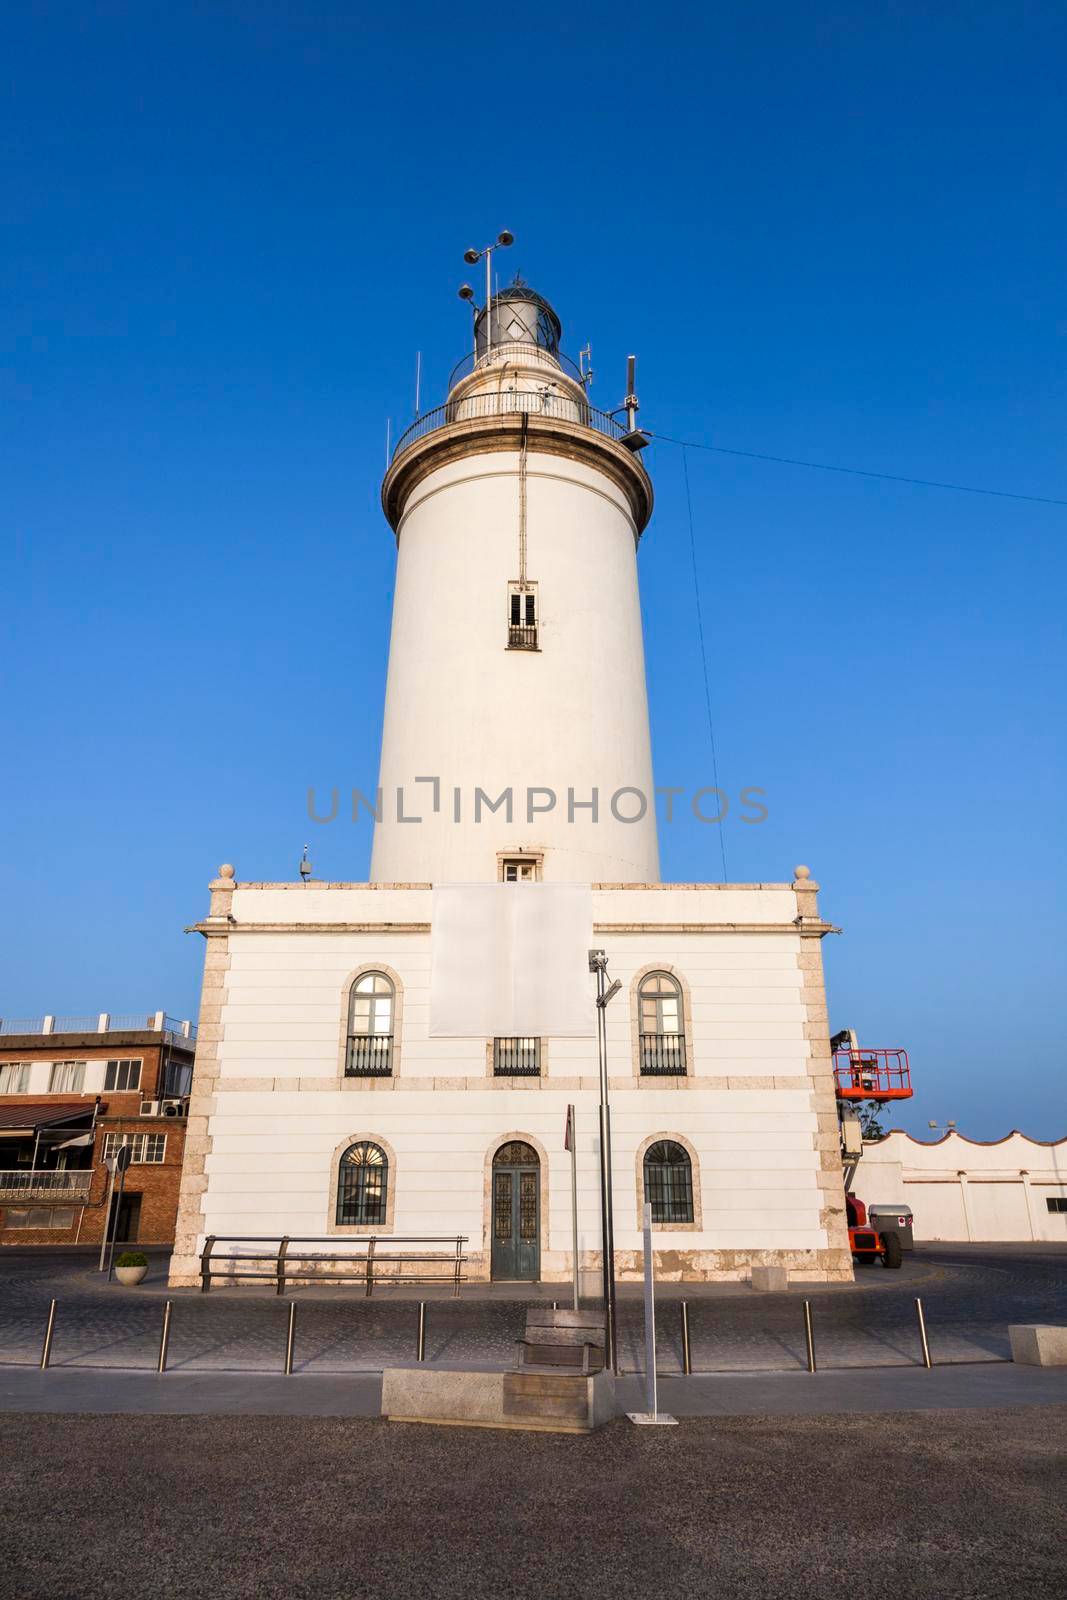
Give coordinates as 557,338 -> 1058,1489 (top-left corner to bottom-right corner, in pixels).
463,247 -> 481,265
497,229 -> 514,247
458,283 -> 475,301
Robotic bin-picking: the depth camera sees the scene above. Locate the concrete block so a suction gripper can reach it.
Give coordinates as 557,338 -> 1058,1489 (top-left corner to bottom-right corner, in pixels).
381,1366 -> 615,1433
751,1265 -> 789,1292
1008,1325 -> 1067,1366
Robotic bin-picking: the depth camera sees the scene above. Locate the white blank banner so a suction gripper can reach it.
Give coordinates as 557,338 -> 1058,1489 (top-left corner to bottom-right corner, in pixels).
430,884 -> 594,1038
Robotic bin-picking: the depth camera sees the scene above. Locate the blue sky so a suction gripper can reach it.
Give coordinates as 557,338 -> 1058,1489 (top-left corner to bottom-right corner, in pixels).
2,2 -> 1064,1138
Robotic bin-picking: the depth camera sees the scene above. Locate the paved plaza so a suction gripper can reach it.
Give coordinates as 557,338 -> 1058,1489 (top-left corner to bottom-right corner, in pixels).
1,1243 -> 1064,1377
1,1405 -> 1064,1599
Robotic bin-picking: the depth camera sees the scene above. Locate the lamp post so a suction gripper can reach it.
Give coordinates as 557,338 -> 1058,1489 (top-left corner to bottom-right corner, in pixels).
457,229 -> 514,360
589,948 -> 622,1372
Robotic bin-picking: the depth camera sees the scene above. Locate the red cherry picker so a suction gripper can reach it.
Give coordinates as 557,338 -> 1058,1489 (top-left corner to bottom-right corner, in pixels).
831,1030 -> 913,1268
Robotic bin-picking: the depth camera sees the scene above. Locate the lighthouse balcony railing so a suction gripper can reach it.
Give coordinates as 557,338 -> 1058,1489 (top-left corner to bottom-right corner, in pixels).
345,1035 -> 394,1077
639,1033 -> 687,1076
391,390 -> 630,463
448,343 -> 586,390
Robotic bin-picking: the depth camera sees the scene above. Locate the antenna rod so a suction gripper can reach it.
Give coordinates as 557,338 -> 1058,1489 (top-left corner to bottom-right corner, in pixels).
415,351 -> 421,417
385,417 -> 391,467
485,248 -> 492,363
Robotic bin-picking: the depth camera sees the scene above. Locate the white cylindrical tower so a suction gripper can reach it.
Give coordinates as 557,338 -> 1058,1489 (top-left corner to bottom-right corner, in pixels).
371,280 -> 659,885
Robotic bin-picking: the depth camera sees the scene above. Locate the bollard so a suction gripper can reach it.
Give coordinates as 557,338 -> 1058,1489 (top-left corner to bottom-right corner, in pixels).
284,1301 -> 297,1375
914,1297 -> 932,1369
803,1300 -> 817,1373
40,1299 -> 57,1370
416,1301 -> 426,1362
157,1301 -> 172,1374
680,1299 -> 692,1375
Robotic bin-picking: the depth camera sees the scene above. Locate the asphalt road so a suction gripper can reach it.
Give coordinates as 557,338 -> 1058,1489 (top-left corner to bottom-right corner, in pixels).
1,1244 -> 1064,1375
1,1406 -> 1064,1600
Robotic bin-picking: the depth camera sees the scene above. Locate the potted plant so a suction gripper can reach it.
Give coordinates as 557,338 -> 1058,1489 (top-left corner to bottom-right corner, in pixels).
114,1251 -> 150,1286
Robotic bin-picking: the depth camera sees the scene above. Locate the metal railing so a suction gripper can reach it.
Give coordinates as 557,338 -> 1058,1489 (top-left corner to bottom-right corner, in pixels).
0,1013 -> 197,1041
345,1034 -> 393,1076
507,624 -> 539,650
447,342 -> 586,391
391,389 -> 630,464
493,1037 -> 541,1076
199,1234 -> 468,1296
833,1048 -> 912,1100
639,1033 -> 687,1076
0,1170 -> 94,1202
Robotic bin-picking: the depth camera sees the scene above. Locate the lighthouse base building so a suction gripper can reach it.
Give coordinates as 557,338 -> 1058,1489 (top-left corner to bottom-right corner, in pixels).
168,869 -> 851,1286
169,271 -> 853,1288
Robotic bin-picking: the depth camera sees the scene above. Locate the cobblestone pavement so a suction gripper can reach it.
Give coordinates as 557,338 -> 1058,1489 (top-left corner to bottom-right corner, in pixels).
2,1407 -> 1065,1600
0,1244 -> 1064,1376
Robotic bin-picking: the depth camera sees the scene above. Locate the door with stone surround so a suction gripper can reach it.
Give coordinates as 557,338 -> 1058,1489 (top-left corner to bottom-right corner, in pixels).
491,1141 -> 540,1280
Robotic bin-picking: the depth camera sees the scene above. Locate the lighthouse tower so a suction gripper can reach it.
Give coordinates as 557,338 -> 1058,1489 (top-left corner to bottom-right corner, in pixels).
371,279 -> 659,886
169,256 -> 852,1295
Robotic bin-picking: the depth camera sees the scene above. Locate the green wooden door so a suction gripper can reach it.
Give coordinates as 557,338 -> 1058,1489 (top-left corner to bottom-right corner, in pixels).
491,1142 -> 540,1280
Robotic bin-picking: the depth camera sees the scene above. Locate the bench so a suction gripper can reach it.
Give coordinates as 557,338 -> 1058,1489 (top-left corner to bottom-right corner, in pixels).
515,1307 -> 606,1375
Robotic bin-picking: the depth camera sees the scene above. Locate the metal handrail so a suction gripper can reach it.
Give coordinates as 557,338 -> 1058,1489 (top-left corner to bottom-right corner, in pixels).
448,342 -> 586,391
200,1233 -> 469,1297
391,390 -> 629,463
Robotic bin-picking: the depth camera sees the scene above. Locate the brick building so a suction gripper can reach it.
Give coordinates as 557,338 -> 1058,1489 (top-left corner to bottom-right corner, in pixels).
0,1012 -> 196,1248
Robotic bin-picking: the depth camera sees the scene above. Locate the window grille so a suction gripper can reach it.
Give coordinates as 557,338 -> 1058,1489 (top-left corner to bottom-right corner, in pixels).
493,1037 -> 541,1076
104,1058 -> 142,1092
336,1140 -> 388,1226
643,1140 -> 694,1224
346,973 -> 394,1076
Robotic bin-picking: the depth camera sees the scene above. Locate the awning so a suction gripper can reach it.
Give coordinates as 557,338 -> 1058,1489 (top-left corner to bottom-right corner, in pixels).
0,1102 -> 101,1136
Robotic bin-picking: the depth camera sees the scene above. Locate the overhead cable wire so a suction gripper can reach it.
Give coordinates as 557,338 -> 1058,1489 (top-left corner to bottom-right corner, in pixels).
650,432 -> 1067,508
683,445 -> 729,884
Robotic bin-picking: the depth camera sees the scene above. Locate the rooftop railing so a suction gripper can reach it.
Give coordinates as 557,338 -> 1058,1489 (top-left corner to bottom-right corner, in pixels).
0,1013 -> 197,1042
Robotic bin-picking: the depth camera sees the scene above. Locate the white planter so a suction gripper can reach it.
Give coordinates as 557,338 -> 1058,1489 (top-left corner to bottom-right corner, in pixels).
114,1264 -> 149,1286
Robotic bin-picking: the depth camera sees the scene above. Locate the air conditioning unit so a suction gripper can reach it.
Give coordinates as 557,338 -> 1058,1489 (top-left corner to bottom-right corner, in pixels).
139,1100 -> 163,1117
161,1098 -> 187,1118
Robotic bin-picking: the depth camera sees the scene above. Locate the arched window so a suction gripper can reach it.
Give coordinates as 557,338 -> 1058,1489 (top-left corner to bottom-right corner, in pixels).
346,972 -> 394,1076
336,1141 -> 388,1226
643,1140 -> 694,1224
638,971 -> 686,1075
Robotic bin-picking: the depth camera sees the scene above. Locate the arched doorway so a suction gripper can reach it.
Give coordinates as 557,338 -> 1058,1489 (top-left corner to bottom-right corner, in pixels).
491,1140 -> 540,1281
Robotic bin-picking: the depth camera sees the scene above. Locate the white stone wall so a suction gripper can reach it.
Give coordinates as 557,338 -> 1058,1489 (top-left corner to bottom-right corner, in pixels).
169,879 -> 851,1286
856,1130 -> 1067,1242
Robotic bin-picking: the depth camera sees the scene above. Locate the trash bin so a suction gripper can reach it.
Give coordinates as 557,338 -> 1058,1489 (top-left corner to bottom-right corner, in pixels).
869,1204 -> 914,1250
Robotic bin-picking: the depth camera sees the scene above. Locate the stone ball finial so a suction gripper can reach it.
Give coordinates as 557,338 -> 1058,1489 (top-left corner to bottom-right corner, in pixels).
218,863 -> 235,880
793,864 -> 811,881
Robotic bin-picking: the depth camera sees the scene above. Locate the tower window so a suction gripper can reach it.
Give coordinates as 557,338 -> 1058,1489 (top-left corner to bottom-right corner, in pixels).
507,583 -> 538,650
